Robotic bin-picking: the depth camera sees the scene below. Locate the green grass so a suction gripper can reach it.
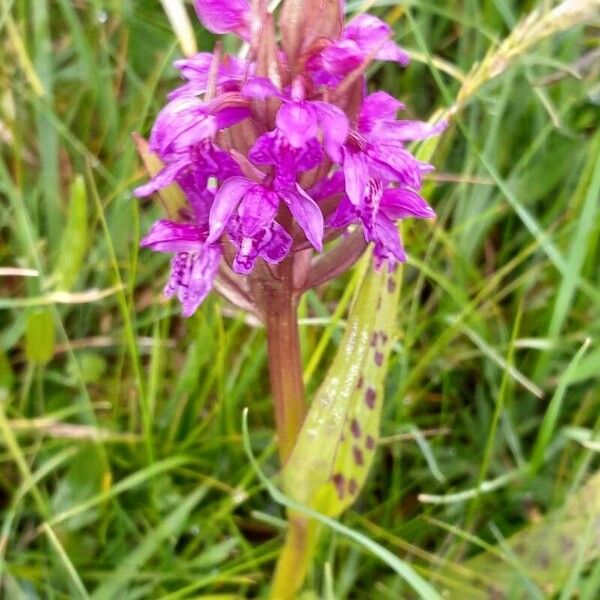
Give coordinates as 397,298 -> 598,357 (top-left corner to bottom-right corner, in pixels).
1,0 -> 599,598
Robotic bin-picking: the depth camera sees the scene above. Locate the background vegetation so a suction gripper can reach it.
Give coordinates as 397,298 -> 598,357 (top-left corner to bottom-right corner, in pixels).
1,0 -> 599,598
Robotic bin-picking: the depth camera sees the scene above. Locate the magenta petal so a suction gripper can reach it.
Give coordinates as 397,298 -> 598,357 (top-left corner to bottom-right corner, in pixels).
381,188 -> 436,220
166,244 -> 221,317
309,170 -> 346,202
141,220 -> 208,253
371,214 -> 407,268
208,176 -> 253,242
359,92 -> 405,132
134,161 -> 187,198
213,106 -> 251,130
343,149 -> 370,206
306,41 -> 363,86
228,219 -> 292,274
250,131 -> 323,174
313,101 -> 348,163
261,222 -> 293,264
149,97 -> 207,156
376,41 -> 410,66
193,0 -> 250,38
376,119 -> 447,143
369,146 -> 423,188
276,102 -> 319,148
280,185 -> 324,251
173,52 -> 213,79
242,77 -> 282,99
238,185 -> 280,236
328,196 -> 356,229
344,14 -> 391,51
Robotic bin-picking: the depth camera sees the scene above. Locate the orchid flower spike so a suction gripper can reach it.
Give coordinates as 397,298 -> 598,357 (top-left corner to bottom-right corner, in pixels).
135,0 -> 446,317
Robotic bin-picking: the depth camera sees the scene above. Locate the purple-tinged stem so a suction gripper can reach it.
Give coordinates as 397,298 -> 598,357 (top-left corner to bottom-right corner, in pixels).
263,257 -> 306,464
260,255 -> 316,598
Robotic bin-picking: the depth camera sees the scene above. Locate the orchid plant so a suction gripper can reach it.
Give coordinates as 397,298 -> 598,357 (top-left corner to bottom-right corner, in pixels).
134,0 -> 444,597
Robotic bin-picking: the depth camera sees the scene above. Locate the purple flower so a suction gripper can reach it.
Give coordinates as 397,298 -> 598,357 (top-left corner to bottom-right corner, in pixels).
135,1 -> 444,316
169,53 -> 250,100
329,181 -> 435,268
134,95 -> 248,199
207,174 -> 323,273
193,0 -> 251,39
342,92 -> 446,203
306,14 -> 410,87
243,77 -> 349,163
141,220 -> 222,317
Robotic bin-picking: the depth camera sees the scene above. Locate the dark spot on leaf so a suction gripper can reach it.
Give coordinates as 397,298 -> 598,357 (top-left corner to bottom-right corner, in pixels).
353,446 -> 364,466
387,278 -> 396,293
560,535 -> 575,554
380,331 -> 389,344
366,435 -> 375,450
356,376 -> 363,389
374,351 -> 383,366
486,586 -> 505,600
350,419 -> 361,438
365,387 -> 376,409
349,479 -> 358,495
536,550 -> 551,569
377,296 -> 382,310
332,473 -> 345,499
371,332 -> 378,347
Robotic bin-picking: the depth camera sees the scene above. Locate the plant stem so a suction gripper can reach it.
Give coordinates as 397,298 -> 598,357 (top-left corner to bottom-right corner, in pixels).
263,257 -> 314,598
270,514 -> 316,600
264,259 -> 306,464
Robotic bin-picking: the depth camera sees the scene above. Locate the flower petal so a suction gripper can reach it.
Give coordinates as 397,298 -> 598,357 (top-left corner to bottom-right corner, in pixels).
368,146 -> 423,188
306,40 -> 363,86
276,102 -> 319,148
342,14 -> 410,70
381,188 -> 436,220
228,218 -> 292,274
238,184 -> 280,236
328,196 -> 356,229
260,222 -> 293,265
242,76 -> 282,99
343,149 -> 370,206
208,176 -> 253,242
193,0 -> 251,38
375,40 -> 410,66
166,244 -> 221,317
141,220 -> 208,253
249,130 -> 323,174
373,119 -> 447,143
134,161 -> 188,198
313,101 -> 349,163
280,184 -> 324,251
370,214 -> 407,269
309,170 -> 346,202
359,92 -> 405,133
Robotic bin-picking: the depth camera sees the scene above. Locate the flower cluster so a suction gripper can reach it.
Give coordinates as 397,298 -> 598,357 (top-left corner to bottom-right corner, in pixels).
135,0 -> 445,316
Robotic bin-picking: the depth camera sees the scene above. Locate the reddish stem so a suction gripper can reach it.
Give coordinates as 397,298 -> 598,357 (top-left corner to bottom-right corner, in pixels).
263,257 -> 306,463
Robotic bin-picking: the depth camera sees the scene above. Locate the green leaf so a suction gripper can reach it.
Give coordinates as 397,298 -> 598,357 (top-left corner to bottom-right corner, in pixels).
25,309 -> 55,365
0,350 -> 14,392
54,175 -> 89,291
91,485 -> 207,600
444,470 -> 600,599
283,260 -> 401,517
313,267 -> 402,517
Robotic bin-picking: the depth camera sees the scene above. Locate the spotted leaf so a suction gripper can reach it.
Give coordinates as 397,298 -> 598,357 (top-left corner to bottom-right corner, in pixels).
282,259 -> 401,519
